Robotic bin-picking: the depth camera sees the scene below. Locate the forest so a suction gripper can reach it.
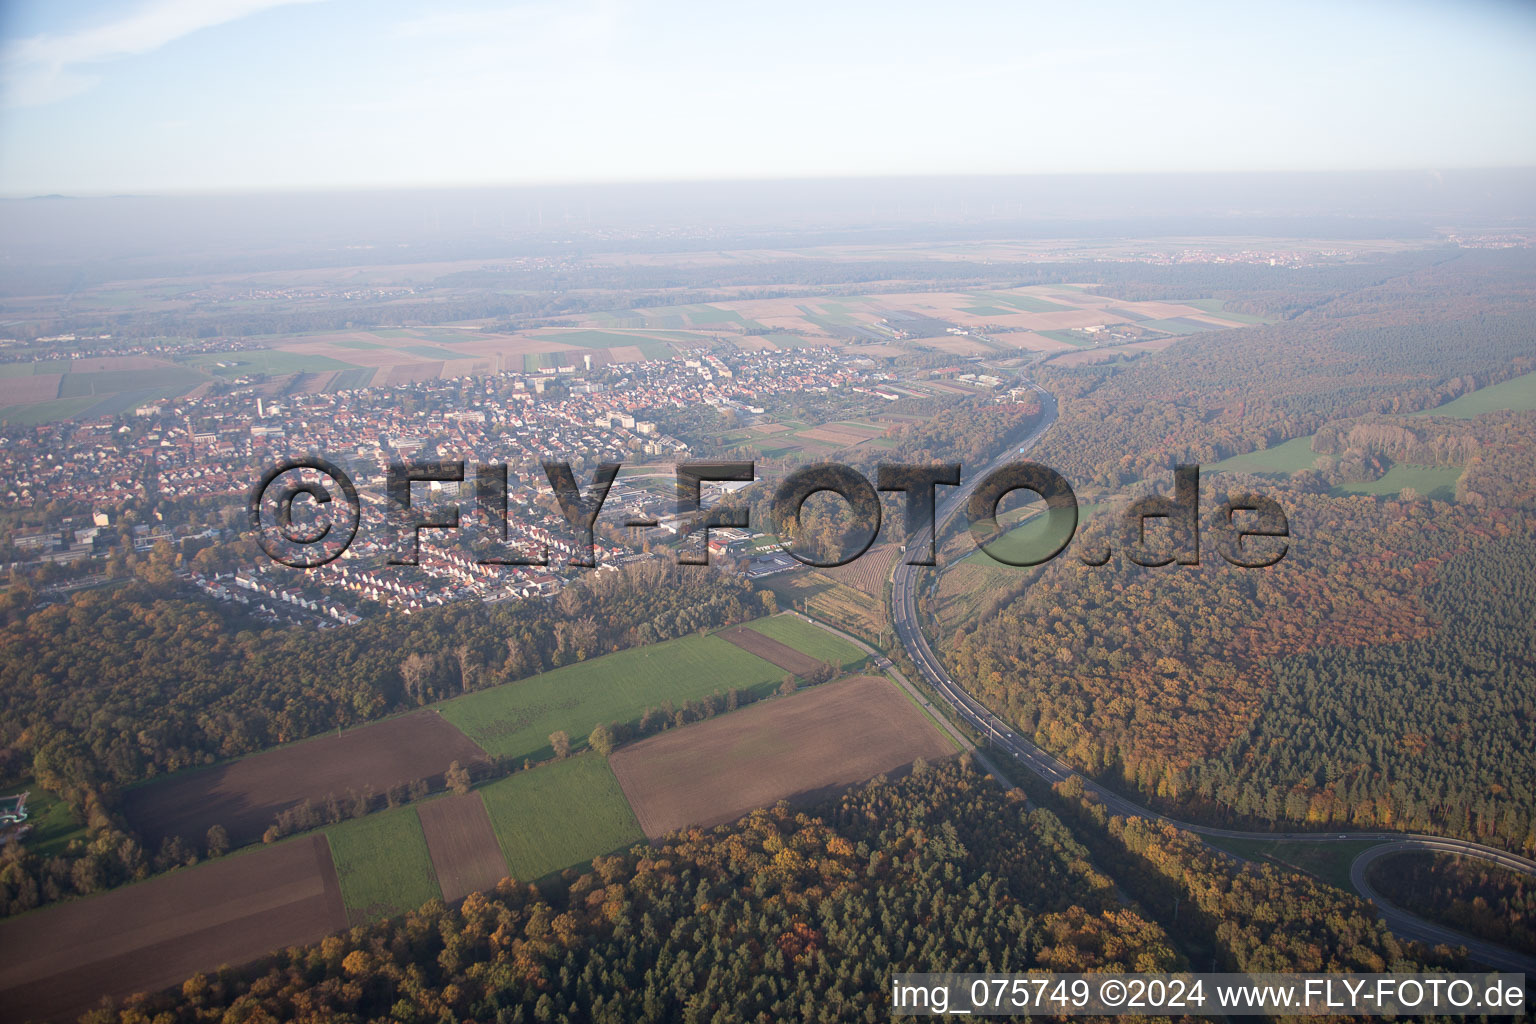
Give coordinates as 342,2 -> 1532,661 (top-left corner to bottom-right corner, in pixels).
0,562 -> 773,911
1032,250 -> 1536,488
1037,775 -> 1463,976
77,760 -> 1173,1023
79,757 -> 1461,1024
1366,852 -> 1536,956
944,414 -> 1536,851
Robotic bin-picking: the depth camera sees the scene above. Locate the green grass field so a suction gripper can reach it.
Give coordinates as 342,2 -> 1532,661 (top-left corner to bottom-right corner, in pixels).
439,632 -> 786,761
325,805 -> 440,923
1134,317 -> 1227,335
0,396 -> 101,425
410,328 -> 496,344
400,344 -> 463,360
742,614 -> 866,668
1412,371 -> 1536,418
1201,836 -> 1385,892
1206,436 -> 1320,476
1183,298 -> 1272,325
961,503 -> 1103,567
530,330 -> 643,348
977,291 -> 1076,313
530,330 -> 675,358
1333,464 -> 1462,501
1038,329 -> 1094,347
1189,300 -> 1271,324
57,366 -> 207,397
0,362 -> 55,377
478,754 -> 644,882
8,785 -> 88,858
328,366 -> 377,390
960,305 -> 1013,317
184,349 -> 356,376
684,304 -> 746,325
627,312 -> 688,329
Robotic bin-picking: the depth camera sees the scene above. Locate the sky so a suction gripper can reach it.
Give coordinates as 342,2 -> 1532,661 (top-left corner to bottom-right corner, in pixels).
0,0 -> 1533,195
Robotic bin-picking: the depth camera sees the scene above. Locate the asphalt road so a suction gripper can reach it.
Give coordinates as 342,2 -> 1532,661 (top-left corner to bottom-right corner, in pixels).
886,380 -> 1536,974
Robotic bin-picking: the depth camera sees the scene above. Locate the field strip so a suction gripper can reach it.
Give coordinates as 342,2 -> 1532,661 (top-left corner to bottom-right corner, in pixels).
121,707 -> 490,850
326,804 -> 441,925
417,793 -> 509,902
782,612 -> 1027,786
716,624 -> 824,676
479,754 -> 644,882
439,631 -> 790,761
0,874 -> 326,982
0,834 -> 347,1022
609,674 -> 955,839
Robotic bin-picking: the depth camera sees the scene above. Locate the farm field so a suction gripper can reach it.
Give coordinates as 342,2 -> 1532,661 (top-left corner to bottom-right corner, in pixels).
554,288 -> 1257,354
0,372 -> 62,407
326,805 -> 441,925
416,792 -> 509,902
717,624 -> 827,677
1413,370 -> 1536,418
0,834 -> 346,1024
185,348 -> 353,376
971,290 -> 1076,313
818,541 -> 900,596
763,571 -> 888,645
610,674 -> 954,838
478,754 -> 644,883
0,395 -> 102,425
529,329 -> 676,358
438,632 -> 787,761
0,354 -> 213,422
0,361 -> 54,377
1038,329 -> 1095,347
734,612 -> 866,669
120,708 -> 490,849
0,280 -> 1270,426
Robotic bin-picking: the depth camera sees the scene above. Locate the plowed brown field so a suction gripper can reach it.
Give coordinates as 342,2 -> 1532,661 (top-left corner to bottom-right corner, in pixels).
417,793 -> 508,902
610,675 -> 952,838
0,834 -> 346,1023
717,624 -> 822,677
122,709 -> 489,849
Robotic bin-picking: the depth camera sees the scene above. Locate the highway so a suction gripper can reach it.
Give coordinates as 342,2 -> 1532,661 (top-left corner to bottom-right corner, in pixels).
885,380 -> 1536,974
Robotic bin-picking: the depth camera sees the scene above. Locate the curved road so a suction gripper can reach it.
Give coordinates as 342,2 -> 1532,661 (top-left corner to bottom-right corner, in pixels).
886,380 -> 1536,974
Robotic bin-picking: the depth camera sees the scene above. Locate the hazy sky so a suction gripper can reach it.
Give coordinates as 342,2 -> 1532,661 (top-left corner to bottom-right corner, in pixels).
1,0 -> 1533,195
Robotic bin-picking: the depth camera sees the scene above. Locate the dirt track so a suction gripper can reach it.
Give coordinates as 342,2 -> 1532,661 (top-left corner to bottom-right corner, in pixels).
610,675 -> 953,838
418,793 -> 509,902
0,834 -> 347,1023
121,709 -> 489,849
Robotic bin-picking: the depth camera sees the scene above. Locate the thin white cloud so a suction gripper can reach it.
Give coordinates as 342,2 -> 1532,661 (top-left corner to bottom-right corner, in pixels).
1,0 -> 325,107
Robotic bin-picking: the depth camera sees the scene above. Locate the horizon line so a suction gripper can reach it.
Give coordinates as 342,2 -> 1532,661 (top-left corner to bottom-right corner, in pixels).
6,165 -> 1536,202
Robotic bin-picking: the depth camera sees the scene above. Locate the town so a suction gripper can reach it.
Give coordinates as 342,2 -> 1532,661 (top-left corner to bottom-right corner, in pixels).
0,345 -> 946,621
